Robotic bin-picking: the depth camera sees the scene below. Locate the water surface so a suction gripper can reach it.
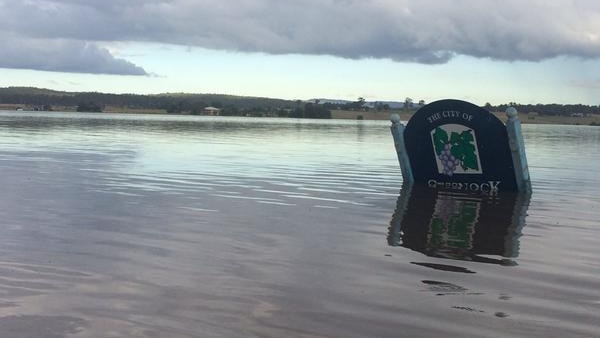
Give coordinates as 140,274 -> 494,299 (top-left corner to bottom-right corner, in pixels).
0,111 -> 598,337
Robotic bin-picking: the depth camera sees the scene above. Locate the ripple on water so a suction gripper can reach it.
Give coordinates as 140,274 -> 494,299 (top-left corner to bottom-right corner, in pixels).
0,114 -> 598,337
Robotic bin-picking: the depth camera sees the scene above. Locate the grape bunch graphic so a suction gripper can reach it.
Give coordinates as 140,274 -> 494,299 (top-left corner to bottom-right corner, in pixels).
432,126 -> 480,176
438,143 -> 460,176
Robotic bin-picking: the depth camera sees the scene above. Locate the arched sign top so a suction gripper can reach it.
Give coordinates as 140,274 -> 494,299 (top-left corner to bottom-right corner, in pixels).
405,99 -> 505,132
391,99 -> 531,194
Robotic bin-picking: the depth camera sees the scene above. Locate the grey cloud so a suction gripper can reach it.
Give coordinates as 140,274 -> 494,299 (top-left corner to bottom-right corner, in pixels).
0,0 -> 599,73
0,35 -> 147,75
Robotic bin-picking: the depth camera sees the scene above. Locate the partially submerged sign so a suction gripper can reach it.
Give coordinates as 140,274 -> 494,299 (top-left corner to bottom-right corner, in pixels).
391,99 -> 531,193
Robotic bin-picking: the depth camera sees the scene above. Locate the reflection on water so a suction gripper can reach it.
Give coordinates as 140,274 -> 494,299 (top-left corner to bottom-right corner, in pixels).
389,184 -> 530,266
0,112 -> 598,338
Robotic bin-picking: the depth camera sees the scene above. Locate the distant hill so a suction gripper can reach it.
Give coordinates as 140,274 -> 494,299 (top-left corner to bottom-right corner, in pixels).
0,87 -> 597,117
310,98 -> 420,109
0,87 -> 296,112
0,87 -> 74,96
0,87 -> 332,118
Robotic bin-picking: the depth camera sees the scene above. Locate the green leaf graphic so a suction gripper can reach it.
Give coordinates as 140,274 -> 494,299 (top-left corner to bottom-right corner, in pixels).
450,132 -> 461,145
463,152 -> 478,170
433,127 -> 449,155
450,140 -> 464,160
439,128 -> 479,172
461,130 -> 474,143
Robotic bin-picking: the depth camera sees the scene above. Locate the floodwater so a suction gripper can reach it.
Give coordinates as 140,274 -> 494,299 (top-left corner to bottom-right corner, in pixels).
0,111 -> 598,338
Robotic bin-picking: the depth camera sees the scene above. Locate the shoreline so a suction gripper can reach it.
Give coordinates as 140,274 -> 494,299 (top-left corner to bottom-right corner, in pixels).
1,106 -> 598,126
331,109 -> 600,126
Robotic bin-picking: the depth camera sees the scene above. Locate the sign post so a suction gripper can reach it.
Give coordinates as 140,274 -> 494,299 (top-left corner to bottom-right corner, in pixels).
390,114 -> 414,185
505,107 -> 532,193
391,99 -> 531,193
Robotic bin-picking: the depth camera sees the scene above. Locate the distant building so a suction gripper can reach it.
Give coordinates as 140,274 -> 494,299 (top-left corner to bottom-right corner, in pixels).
202,107 -> 221,116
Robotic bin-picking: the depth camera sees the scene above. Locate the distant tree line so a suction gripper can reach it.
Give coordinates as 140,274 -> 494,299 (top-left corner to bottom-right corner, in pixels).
1,87 -> 598,117
0,87 -> 332,118
76,101 -> 103,112
336,97 -> 425,112
484,102 -> 600,116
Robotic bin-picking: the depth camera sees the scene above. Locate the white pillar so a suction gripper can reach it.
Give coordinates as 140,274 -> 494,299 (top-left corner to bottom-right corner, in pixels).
390,114 -> 414,185
505,107 -> 532,193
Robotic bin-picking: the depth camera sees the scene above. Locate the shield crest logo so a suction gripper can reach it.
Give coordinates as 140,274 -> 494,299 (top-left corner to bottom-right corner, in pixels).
431,124 -> 482,176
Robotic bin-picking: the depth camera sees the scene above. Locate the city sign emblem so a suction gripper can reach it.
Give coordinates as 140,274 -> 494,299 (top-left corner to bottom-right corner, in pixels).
431,124 -> 482,176
390,99 -> 531,193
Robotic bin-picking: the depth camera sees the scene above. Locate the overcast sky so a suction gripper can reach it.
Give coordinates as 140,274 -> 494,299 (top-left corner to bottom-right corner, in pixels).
0,0 -> 598,104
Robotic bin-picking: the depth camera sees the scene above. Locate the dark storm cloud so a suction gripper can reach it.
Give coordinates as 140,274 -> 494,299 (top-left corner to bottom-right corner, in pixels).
0,34 -> 147,75
0,0 -> 598,74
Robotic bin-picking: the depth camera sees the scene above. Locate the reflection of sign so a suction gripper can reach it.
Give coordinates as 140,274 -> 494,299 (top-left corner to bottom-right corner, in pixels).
388,184 -> 530,266
431,124 -> 482,176
428,195 -> 479,253
392,99 -> 531,193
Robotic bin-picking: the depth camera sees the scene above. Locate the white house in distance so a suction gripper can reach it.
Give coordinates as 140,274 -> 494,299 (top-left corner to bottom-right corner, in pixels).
202,107 -> 221,116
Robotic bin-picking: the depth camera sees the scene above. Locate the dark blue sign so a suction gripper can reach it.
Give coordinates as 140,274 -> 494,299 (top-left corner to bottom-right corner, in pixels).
403,99 -> 518,193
